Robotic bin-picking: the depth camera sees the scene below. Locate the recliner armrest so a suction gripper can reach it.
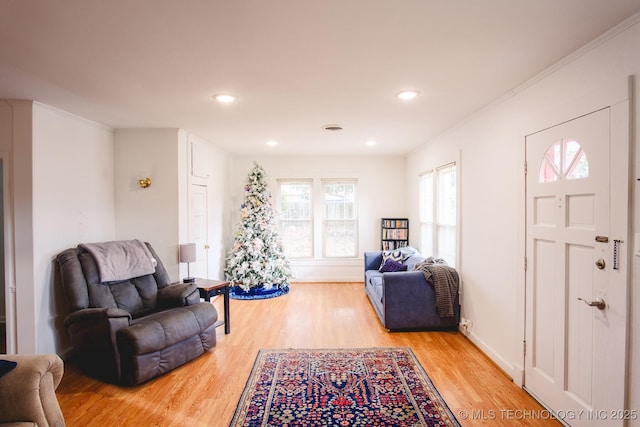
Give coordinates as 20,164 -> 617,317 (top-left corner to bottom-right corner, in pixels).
64,307 -> 131,328
157,282 -> 199,308
63,307 -> 132,384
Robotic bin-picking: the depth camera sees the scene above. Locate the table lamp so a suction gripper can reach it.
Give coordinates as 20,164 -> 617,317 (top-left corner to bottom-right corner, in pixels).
179,243 -> 196,283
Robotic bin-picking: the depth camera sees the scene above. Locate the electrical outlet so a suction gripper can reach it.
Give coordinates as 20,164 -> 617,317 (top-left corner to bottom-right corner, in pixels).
459,318 -> 471,334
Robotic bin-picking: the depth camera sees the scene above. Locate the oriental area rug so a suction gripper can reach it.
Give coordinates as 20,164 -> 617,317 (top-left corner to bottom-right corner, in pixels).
229,347 -> 460,427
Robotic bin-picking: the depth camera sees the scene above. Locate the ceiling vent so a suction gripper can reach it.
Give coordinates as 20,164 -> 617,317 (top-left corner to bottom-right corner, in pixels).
323,124 -> 343,131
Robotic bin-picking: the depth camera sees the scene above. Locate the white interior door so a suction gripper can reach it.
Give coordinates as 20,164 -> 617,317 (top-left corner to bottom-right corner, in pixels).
189,183 -> 209,279
524,108 -> 628,426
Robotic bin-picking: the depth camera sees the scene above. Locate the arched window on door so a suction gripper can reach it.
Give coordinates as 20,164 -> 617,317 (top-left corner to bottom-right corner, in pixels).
538,138 -> 589,183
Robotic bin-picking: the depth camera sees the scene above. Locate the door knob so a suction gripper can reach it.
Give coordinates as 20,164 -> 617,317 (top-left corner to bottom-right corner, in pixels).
595,258 -> 605,269
204,244 -> 210,250
577,297 -> 606,310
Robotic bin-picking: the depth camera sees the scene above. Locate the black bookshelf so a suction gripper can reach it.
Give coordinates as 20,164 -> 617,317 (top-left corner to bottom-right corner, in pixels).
381,218 -> 409,250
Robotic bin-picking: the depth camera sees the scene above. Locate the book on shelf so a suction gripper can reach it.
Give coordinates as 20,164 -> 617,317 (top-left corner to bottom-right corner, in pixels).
382,229 -> 408,240
381,240 -> 409,250
381,219 -> 408,228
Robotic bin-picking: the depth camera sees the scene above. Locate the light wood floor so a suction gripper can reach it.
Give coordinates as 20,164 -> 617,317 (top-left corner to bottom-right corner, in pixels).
56,282 -> 560,426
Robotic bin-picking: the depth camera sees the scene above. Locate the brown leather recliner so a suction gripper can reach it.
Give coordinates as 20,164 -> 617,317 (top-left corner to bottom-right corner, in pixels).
56,241 -> 218,386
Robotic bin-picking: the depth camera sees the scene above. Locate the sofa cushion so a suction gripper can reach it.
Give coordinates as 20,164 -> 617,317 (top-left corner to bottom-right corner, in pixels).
365,270 -> 382,286
379,259 -> 408,272
404,254 -> 426,270
399,246 -> 419,260
365,270 -> 384,305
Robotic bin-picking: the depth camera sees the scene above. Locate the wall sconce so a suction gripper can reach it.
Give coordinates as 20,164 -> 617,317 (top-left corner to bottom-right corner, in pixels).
179,243 -> 196,283
138,177 -> 152,189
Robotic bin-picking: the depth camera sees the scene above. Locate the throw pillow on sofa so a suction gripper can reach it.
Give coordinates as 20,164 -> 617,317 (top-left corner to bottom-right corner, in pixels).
379,250 -> 403,271
379,259 -> 408,272
398,246 -> 418,260
0,360 -> 17,377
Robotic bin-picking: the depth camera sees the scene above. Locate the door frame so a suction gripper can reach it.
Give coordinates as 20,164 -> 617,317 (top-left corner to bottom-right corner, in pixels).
187,133 -> 212,280
1,152 -> 16,354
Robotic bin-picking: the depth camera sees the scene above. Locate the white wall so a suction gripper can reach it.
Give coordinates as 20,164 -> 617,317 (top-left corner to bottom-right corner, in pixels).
405,17 -> 640,420
231,155 -> 407,281
114,128 -> 184,279
32,103 -> 115,354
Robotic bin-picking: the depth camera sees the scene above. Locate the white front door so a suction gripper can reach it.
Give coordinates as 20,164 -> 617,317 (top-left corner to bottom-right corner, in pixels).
524,108 -> 628,426
189,183 -> 209,279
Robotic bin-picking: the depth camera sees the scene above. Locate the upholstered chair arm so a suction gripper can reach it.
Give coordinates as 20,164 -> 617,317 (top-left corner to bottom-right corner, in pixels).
157,282 -> 200,308
63,308 -> 131,384
63,307 -> 131,328
63,308 -> 131,350
0,354 -> 65,427
364,251 -> 383,272
382,271 -> 443,330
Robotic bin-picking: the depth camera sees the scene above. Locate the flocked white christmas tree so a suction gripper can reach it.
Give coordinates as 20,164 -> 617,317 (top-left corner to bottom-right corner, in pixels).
225,162 -> 291,291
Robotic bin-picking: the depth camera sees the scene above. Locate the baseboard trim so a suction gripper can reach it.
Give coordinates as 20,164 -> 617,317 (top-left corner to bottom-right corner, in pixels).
512,363 -> 525,387
462,330 -> 515,381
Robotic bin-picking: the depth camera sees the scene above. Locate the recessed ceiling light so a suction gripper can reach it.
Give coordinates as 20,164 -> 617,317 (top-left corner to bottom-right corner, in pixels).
395,90 -> 419,100
366,140 -> 377,147
214,94 -> 236,104
266,140 -> 278,147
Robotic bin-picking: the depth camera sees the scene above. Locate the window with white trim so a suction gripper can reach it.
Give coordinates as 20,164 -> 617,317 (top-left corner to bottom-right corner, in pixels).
322,179 -> 358,257
277,180 -> 313,258
419,163 -> 457,267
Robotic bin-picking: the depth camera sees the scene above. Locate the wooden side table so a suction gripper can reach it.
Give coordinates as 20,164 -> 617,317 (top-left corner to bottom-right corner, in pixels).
195,279 -> 230,334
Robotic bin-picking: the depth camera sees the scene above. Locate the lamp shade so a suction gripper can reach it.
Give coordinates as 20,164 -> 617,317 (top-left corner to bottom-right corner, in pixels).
179,243 -> 197,263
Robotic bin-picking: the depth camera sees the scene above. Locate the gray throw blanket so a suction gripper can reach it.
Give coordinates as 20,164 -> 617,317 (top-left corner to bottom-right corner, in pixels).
413,257 -> 459,317
79,239 -> 156,283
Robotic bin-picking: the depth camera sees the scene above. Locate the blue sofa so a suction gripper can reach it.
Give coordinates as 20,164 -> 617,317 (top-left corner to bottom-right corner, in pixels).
364,251 -> 460,331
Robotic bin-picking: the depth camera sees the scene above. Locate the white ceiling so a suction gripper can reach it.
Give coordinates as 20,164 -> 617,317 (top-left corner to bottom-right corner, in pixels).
1,1 -> 640,156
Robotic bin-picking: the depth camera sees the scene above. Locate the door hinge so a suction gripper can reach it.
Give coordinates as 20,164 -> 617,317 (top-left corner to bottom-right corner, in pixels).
524,256 -> 528,271
523,340 -> 527,356
524,160 -> 528,175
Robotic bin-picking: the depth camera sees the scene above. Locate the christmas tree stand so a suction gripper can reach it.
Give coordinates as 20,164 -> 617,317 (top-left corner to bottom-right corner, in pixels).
230,283 -> 290,300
